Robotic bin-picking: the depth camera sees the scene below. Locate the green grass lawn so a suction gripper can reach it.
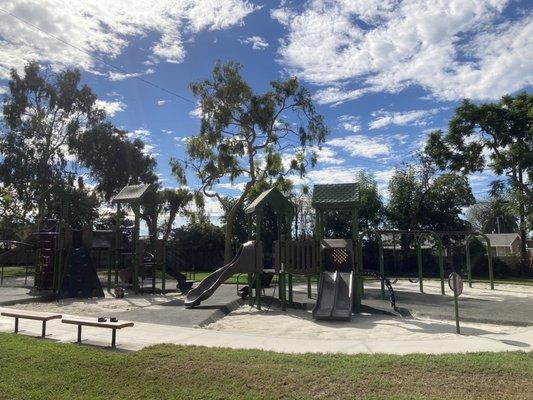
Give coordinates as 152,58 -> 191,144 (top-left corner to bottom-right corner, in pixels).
0,333 -> 531,400
472,277 -> 533,286
0,265 -> 31,279
95,268 -> 533,288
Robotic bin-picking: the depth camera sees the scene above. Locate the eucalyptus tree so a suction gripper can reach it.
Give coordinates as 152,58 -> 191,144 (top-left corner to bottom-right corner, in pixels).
0,61 -> 104,221
172,61 -> 328,262
425,92 -> 532,268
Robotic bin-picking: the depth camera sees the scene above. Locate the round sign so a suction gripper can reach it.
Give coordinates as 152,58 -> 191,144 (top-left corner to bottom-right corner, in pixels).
448,272 -> 463,296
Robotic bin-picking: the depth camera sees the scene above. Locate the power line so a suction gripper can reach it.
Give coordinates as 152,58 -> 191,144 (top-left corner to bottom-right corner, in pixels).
0,7 -> 196,105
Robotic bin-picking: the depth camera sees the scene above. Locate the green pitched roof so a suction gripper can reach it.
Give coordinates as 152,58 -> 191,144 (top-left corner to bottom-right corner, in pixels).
245,187 -> 294,215
112,184 -> 152,204
311,183 -> 358,209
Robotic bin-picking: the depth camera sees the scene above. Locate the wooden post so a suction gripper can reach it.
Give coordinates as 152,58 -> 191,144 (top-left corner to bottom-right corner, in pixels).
352,207 -> 361,314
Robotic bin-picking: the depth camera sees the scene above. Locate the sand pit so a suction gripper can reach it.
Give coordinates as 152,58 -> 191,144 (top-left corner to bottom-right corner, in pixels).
206,305 -> 528,341
4,291 -> 184,316
206,281 -> 533,342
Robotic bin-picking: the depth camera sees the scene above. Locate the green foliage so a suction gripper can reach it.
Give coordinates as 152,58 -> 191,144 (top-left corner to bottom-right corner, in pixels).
387,162 -> 475,231
0,62 -> 158,233
325,171 -> 384,237
170,218 -> 225,253
0,61 -> 104,219
141,187 -> 196,245
466,181 -> 518,233
70,122 -> 158,201
47,177 -> 100,229
425,92 -> 532,227
173,61 -> 328,261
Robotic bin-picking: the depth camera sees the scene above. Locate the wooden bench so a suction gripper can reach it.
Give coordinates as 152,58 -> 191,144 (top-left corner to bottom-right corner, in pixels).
61,318 -> 134,348
1,310 -> 62,338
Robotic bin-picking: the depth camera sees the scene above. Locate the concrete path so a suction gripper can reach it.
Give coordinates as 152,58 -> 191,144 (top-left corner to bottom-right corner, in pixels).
1,307 -> 532,354
0,286 -> 51,306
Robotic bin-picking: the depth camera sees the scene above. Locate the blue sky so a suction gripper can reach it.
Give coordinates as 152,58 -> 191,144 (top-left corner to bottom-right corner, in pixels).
0,0 -> 532,218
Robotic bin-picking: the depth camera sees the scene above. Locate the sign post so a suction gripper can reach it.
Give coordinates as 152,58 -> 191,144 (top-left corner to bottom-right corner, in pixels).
448,272 -> 463,334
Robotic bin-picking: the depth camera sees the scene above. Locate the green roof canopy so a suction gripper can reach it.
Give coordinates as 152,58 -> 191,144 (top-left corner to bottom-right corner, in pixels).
311,183 -> 358,210
245,187 -> 294,216
112,184 -> 152,204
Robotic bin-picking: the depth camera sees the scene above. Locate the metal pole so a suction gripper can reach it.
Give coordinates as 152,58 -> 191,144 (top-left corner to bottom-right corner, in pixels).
486,241 -> 494,290
115,203 -> 121,286
452,276 -> 461,334
416,239 -> 424,293
162,242 -> 166,293
278,215 -> 286,311
434,234 -> 445,295
465,238 -> 472,288
255,211 -> 262,310
107,248 -> 112,292
378,233 -> 385,300
133,203 -> 140,294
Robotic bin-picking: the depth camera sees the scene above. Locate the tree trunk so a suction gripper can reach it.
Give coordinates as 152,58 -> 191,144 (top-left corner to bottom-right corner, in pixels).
223,194 -> 247,264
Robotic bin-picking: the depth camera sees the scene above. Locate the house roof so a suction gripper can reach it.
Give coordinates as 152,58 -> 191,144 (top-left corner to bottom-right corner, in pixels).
484,233 -> 520,247
245,187 -> 294,215
112,184 -> 152,204
311,183 -> 358,210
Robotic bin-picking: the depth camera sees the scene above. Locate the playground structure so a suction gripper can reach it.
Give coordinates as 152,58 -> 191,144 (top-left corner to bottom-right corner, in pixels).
186,184 -> 385,320
0,183 -> 194,298
0,182 -> 497,320
185,183 -> 497,321
111,184 -> 193,294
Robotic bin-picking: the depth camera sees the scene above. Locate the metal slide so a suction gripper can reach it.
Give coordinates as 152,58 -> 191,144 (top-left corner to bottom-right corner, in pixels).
184,241 -> 258,307
312,271 -> 354,321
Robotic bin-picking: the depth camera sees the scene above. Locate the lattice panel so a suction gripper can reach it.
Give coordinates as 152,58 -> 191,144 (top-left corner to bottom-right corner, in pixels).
332,249 -> 349,264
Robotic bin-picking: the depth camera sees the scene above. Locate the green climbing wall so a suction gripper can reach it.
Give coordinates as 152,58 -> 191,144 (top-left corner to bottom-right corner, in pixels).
60,247 -> 104,298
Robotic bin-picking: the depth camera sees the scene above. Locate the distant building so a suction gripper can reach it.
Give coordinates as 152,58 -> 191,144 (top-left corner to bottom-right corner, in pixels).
485,233 -> 524,257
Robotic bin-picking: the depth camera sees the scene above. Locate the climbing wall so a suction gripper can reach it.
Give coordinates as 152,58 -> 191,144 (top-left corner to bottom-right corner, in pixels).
60,247 -> 104,298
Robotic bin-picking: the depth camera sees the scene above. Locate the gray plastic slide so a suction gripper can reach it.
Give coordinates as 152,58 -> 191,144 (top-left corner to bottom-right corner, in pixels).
184,241 -> 258,307
332,271 -> 353,320
312,271 -> 353,321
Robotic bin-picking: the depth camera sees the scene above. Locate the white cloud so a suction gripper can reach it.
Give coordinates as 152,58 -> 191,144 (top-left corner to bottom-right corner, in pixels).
162,129 -> 173,134
313,146 -> 345,165
328,135 -> 391,158
239,35 -> 269,50
369,108 -> 443,130
0,0 -> 259,79
306,167 -> 361,184
216,182 -> 247,192
129,128 -> 151,139
338,115 -> 361,133
189,102 -> 204,119
157,100 -> 167,106
313,87 -> 367,105
108,68 -> 154,81
94,99 -> 126,117
274,0 -> 533,103
373,168 -> 397,200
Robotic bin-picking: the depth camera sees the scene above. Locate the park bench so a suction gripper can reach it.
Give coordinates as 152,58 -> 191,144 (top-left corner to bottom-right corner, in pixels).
1,309 -> 62,338
61,317 -> 134,348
